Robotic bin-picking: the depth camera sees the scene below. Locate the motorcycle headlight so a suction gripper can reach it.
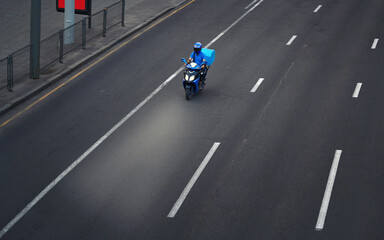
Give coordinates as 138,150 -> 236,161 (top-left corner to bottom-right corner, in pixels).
184,75 -> 189,81
190,75 -> 195,81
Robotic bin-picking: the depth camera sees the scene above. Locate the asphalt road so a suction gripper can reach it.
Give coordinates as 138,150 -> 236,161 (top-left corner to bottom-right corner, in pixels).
1,0 -> 384,239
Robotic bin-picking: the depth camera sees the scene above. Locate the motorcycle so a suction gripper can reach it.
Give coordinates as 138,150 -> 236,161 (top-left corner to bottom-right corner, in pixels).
181,58 -> 209,100
181,48 -> 215,100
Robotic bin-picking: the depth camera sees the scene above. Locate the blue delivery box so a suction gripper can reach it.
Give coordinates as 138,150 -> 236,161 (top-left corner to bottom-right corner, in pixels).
201,48 -> 215,66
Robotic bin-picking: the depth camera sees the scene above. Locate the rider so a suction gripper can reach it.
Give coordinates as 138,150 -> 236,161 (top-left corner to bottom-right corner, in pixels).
188,42 -> 207,82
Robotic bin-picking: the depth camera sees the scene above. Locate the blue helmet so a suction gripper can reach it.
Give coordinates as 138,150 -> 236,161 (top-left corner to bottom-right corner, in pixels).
194,42 -> 202,53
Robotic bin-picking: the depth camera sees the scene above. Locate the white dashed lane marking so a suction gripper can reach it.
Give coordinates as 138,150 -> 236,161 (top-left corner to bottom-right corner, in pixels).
316,150 -> 343,231
352,83 -> 363,98
371,38 -> 379,49
286,35 -> 297,45
314,5 -> 322,13
251,78 -> 264,92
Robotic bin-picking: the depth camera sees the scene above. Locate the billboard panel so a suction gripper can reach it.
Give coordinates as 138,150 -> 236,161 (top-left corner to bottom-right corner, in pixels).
56,0 -> 91,15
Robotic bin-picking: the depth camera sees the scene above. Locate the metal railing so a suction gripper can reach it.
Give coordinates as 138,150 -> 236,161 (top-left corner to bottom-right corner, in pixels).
40,32 -> 60,69
1,0 -> 125,92
0,58 -> 7,91
86,9 -> 106,42
11,45 -> 31,87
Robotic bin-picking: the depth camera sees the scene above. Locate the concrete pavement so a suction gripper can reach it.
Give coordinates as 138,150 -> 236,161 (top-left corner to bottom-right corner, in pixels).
0,0 -> 151,59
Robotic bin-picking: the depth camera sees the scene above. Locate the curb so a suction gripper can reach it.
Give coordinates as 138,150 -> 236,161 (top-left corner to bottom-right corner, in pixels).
0,0 -> 190,117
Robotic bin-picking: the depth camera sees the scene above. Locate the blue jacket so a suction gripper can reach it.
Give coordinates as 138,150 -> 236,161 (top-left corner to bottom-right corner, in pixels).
190,51 -> 207,66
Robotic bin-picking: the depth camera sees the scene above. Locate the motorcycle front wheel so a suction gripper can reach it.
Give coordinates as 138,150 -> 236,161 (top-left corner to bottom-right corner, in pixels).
185,87 -> 192,100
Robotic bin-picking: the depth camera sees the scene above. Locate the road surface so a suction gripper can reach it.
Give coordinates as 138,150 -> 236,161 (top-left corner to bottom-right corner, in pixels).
1,0 -> 384,239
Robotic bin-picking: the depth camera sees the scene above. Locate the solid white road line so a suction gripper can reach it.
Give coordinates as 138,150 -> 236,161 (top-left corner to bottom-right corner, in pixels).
315,150 -> 342,231
167,142 -> 221,218
245,0 -> 261,9
286,35 -> 297,45
371,38 -> 379,49
0,0 -> 266,237
352,83 -> 363,98
251,78 -> 264,92
313,5 -> 322,13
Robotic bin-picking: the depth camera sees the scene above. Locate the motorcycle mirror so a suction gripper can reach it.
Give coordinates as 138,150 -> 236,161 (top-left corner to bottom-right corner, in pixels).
181,58 -> 188,64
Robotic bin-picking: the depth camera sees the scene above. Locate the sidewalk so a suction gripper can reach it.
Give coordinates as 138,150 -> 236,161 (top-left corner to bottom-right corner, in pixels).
0,0 -> 188,115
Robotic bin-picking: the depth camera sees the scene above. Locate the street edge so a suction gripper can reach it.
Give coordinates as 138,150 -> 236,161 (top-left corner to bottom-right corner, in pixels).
0,0 -> 191,117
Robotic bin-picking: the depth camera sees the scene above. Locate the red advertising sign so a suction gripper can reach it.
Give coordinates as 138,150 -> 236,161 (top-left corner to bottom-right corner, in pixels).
56,0 -> 91,15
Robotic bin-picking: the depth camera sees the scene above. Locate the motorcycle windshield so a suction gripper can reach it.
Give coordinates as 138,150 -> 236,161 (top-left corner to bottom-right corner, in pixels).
187,62 -> 201,70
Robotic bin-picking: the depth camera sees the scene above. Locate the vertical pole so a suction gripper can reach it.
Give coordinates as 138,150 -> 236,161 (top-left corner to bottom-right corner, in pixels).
121,0 -> 125,27
64,0 -> 75,44
59,30 -> 64,63
103,8 -> 107,37
7,54 -> 14,92
88,15 -> 92,29
88,0 -> 92,28
82,18 -> 86,49
30,0 -> 41,79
